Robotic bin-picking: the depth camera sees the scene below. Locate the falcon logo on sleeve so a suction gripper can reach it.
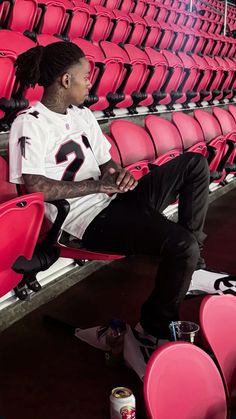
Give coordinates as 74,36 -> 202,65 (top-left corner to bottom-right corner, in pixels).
18,136 -> 31,158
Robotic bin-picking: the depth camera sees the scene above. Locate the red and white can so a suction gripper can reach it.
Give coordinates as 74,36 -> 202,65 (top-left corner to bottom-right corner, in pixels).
110,387 -> 136,419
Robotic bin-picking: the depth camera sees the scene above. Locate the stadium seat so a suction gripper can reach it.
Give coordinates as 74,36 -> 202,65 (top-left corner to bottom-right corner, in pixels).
0,157 -> 45,298
200,295 -> 236,409
114,44 -> 150,113
109,120 -> 155,179
3,0 -> 38,32
194,109 -> 229,178
144,342 -> 227,419
62,2 -> 95,40
145,115 -> 183,165
228,105 -> 236,123
138,48 -> 168,110
212,107 -> 236,173
73,39 -> 129,114
0,156 -> 124,298
172,111 -> 227,182
150,50 -> 184,109
0,30 -> 37,129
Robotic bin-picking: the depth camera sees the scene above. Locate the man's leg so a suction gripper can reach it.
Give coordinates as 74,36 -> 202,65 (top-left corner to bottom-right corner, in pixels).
83,153 -> 210,338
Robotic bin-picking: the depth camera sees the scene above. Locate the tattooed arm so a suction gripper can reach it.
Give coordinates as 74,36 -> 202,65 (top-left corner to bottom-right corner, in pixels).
23,172 -> 125,201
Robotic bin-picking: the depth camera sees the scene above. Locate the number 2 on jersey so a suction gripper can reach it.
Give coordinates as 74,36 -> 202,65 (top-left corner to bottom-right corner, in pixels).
56,140 -> 85,181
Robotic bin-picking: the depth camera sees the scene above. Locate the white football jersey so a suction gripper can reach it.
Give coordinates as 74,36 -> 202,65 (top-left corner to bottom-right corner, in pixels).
9,102 -> 115,239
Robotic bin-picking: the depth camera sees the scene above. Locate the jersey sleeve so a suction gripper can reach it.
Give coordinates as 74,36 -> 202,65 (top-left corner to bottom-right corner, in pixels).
83,108 -> 112,166
9,114 -> 47,184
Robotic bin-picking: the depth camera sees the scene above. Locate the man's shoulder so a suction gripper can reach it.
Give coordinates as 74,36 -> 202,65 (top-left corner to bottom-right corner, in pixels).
12,103 -> 44,127
69,105 -> 95,121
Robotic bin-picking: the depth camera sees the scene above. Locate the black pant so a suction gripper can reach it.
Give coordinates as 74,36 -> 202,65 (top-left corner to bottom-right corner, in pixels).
82,153 -> 210,338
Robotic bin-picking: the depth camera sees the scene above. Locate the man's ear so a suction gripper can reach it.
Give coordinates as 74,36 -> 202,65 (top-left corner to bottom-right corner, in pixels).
61,72 -> 71,89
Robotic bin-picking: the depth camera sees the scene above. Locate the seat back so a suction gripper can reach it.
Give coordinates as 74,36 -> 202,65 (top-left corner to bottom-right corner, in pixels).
144,342 -> 227,419
213,107 -> 236,136
200,295 -> 236,407
145,115 -> 182,165
228,105 -> 236,123
6,0 -> 38,32
172,111 -> 207,155
110,120 -> 155,179
0,157 -> 44,297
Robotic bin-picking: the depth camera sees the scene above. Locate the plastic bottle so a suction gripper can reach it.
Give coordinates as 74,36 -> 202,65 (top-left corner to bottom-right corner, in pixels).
105,319 -> 127,367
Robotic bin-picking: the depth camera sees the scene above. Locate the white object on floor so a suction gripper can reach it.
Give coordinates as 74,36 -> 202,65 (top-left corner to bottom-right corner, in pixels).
187,269 -> 236,296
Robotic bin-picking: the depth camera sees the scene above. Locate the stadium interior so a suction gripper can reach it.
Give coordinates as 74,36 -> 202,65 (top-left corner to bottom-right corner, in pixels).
0,0 -> 236,417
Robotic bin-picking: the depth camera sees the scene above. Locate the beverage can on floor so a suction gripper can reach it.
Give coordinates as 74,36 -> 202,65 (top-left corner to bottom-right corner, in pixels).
110,387 -> 136,419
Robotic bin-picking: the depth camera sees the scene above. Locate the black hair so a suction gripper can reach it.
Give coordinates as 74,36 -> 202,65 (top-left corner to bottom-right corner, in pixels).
14,41 -> 86,94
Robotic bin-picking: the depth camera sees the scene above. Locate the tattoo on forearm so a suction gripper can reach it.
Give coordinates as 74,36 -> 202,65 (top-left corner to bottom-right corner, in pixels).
23,174 -> 100,201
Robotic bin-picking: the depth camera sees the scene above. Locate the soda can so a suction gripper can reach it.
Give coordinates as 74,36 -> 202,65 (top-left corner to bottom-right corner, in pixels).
110,387 -> 136,419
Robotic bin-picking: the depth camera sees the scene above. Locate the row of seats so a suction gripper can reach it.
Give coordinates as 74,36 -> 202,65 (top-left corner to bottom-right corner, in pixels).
0,0 -> 233,38
1,105 -> 235,300
107,106 -> 236,184
0,31 -> 236,129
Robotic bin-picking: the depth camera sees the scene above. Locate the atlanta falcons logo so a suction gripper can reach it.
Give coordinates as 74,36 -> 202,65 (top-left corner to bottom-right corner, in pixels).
18,136 -> 31,158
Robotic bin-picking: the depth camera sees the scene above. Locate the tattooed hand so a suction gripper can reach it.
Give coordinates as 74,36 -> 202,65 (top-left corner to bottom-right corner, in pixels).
100,168 -> 138,194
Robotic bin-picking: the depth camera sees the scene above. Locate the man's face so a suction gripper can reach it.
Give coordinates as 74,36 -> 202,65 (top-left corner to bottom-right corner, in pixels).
65,58 -> 92,106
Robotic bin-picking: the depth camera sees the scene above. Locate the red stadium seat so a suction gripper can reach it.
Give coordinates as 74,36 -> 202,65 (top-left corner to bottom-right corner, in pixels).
139,48 -> 168,110
200,295 -> 236,409
107,10 -> 131,44
212,107 -> 236,174
144,342 -> 227,419
228,105 -> 236,123
0,156 -> 124,298
194,109 -> 229,178
63,2 -> 95,40
3,0 -> 38,32
0,157 -> 44,298
109,120 -> 156,179
172,111 -> 227,181
0,31 -> 37,128
114,44 -> 150,112
104,134 -> 121,166
145,115 -> 183,165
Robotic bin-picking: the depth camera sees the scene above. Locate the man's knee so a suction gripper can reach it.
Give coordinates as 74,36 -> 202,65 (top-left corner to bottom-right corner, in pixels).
163,229 -> 200,264
186,152 -> 209,176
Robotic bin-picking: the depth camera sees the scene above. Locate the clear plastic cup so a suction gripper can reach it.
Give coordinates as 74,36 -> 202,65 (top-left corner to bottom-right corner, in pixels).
169,321 -> 200,344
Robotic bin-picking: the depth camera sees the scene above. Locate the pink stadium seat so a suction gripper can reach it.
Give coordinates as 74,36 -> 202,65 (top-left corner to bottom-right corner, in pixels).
0,0 -> 11,27
125,13 -> 147,46
200,295 -> 236,409
139,48 -> 168,110
114,44 -> 150,112
74,40 -> 128,114
107,10 -> 131,44
228,105 -> 236,123
33,0 -> 71,36
87,5 -> 113,43
0,156 -> 124,298
144,342 -> 227,419
104,134 -> 121,165
142,17 -> 162,49
194,109 -> 229,178
63,2 -> 95,40
155,50 -> 184,108
3,0 -> 38,32
0,31 -> 36,128
0,157 -> 44,297
172,111 -> 227,180
119,0 -> 135,14
109,120 -> 155,179
212,107 -> 236,173
145,115 -> 183,165
175,52 -> 200,106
